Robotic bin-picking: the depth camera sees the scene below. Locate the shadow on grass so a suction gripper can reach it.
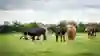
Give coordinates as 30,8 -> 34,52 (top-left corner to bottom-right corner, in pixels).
0,51 -> 41,56
73,52 -> 100,56
0,52 -> 24,56
37,50 -> 53,53
88,36 -> 96,39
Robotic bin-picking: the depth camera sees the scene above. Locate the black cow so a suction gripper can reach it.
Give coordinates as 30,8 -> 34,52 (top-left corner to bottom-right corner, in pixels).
48,26 -> 67,42
20,28 -> 47,41
88,28 -> 96,36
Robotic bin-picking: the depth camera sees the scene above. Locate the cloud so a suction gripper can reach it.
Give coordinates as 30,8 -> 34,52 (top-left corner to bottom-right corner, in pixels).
0,8 -> 100,24
0,0 -> 100,24
0,0 -> 100,11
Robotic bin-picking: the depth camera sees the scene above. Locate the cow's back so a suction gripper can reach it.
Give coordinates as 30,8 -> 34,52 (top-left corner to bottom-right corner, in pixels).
23,28 -> 46,36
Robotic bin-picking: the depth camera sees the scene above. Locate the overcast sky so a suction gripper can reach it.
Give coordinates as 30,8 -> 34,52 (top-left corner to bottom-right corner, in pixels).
0,0 -> 100,24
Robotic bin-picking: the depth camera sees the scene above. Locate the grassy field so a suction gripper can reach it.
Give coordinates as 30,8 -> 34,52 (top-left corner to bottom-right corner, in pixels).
0,33 -> 100,56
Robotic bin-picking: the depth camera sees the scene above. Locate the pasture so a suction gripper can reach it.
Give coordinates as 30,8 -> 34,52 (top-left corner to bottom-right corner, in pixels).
0,33 -> 100,56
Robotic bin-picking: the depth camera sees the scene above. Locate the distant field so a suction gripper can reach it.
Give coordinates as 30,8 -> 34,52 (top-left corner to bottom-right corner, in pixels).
0,33 -> 100,56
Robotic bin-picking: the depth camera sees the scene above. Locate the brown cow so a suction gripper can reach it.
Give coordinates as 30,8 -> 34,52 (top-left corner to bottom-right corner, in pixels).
66,21 -> 77,40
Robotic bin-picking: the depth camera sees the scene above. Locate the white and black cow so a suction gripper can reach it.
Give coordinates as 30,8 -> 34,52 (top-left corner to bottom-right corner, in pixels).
20,27 -> 47,41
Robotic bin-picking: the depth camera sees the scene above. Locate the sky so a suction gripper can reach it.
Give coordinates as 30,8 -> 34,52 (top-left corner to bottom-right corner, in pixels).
0,0 -> 100,24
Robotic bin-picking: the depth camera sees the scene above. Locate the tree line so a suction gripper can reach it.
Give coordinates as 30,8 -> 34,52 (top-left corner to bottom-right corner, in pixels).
0,20 -> 100,33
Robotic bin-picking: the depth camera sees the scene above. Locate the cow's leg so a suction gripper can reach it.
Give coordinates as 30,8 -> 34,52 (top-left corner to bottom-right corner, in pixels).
56,34 -> 59,42
62,31 -> 66,42
88,32 -> 89,36
63,35 -> 66,42
88,31 -> 91,38
91,31 -> 94,36
36,36 -> 40,40
24,35 -> 28,40
60,35 -> 63,42
88,32 -> 91,37
93,31 -> 96,36
90,32 -> 92,36
93,29 -> 96,36
88,33 -> 91,39
89,31 -> 92,36
95,32 -> 96,36
43,33 -> 47,40
32,36 -> 35,41
93,32 -> 95,36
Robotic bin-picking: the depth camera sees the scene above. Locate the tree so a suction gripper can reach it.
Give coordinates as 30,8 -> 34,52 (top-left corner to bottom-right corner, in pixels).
0,21 -> 12,33
11,20 -> 22,32
23,22 -> 39,28
96,23 -> 100,32
12,20 -> 21,27
4,21 -> 10,25
77,22 -> 85,32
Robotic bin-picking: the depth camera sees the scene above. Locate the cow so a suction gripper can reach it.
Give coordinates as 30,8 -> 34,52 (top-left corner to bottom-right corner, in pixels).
66,22 -> 77,40
48,26 -> 67,42
85,23 -> 97,38
87,27 -> 96,36
20,27 -> 47,41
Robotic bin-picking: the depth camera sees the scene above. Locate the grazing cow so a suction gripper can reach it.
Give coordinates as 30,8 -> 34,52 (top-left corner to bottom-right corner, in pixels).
87,27 -> 96,36
48,26 -> 67,42
85,23 -> 97,37
66,23 -> 77,40
20,28 -> 47,41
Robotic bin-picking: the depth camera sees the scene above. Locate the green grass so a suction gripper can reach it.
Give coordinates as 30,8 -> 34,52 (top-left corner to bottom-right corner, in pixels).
0,33 -> 100,56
